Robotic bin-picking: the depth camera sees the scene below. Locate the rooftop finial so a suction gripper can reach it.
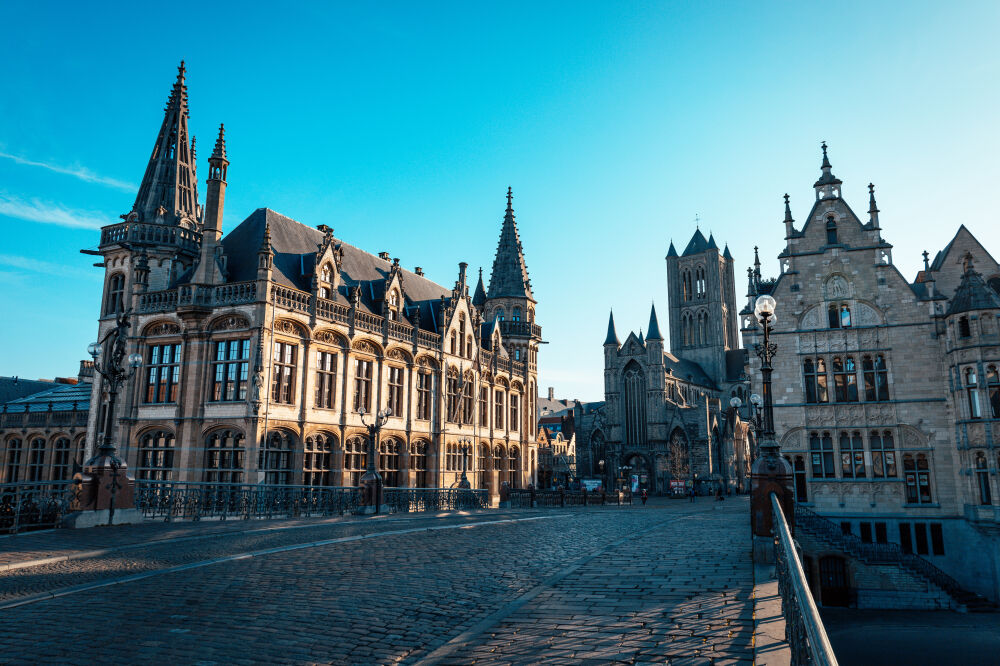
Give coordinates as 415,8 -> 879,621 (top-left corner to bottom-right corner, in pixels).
506,186 -> 513,212
783,193 -> 793,222
694,213 -> 700,229
821,141 -> 831,169
922,250 -> 930,272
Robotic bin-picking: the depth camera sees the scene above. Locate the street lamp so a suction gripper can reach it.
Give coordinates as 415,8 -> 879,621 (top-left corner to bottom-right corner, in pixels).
749,293 -> 794,554
358,405 -> 391,514
457,438 -> 472,489
731,393 -> 764,461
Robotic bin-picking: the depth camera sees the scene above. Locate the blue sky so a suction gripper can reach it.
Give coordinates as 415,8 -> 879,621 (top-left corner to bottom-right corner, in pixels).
2,2 -> 998,400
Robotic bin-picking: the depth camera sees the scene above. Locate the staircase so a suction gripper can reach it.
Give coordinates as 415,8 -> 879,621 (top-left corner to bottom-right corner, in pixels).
795,505 -> 996,612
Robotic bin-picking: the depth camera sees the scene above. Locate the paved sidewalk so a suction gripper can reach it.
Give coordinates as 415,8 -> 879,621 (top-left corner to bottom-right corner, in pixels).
0,498 -> 757,664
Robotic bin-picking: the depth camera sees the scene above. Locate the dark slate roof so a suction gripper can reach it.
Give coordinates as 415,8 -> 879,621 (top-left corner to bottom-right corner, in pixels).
707,233 -> 718,250
220,208 -> 452,326
3,382 -> 91,412
487,189 -> 534,301
604,311 -> 620,346
472,269 -> 487,308
723,244 -> 733,260
725,349 -> 748,383
947,267 -> 1000,315
667,241 -> 678,258
646,304 -> 663,341
0,377 -> 59,405
663,353 -> 716,390
682,229 -> 709,256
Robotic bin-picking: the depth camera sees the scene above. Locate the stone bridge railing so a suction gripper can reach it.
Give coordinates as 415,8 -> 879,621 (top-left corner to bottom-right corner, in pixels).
772,493 -> 838,666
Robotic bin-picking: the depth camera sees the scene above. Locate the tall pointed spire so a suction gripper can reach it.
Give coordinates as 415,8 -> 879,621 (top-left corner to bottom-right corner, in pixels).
867,182 -> 880,229
487,186 -> 534,301
667,240 -> 678,257
472,267 -> 487,308
604,309 -> 620,346
131,61 -> 200,227
647,303 -> 664,341
783,193 -> 793,223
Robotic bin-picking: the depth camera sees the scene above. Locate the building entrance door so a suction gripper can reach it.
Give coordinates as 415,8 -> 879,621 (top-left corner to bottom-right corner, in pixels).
626,455 -> 650,491
819,556 -> 849,607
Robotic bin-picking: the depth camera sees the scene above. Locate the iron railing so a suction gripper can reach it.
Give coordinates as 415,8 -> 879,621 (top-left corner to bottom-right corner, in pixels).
0,481 -> 77,534
795,504 -> 989,607
509,488 -> 623,508
771,493 -> 839,666
384,488 -> 488,513
134,481 -> 362,521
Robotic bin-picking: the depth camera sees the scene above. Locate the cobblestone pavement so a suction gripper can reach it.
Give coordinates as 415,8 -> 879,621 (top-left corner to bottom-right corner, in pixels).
0,498 -> 753,664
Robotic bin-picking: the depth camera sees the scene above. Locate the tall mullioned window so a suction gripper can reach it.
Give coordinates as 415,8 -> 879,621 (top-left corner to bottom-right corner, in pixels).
315,351 -> 337,409
388,366 -> 404,418
104,274 -> 125,315
967,368 -> 982,419
260,432 -> 294,485
4,438 -> 22,483
870,430 -> 897,478
987,365 -> 1000,418
840,432 -> 865,479
479,386 -> 489,427
833,357 -> 858,402
136,430 -> 175,481
804,359 -> 818,403
494,390 -> 506,430
212,339 -> 250,401
353,358 -> 373,412
826,216 -> 838,244
344,437 -> 365,486
863,355 -> 890,402
509,394 -> 519,432
271,342 -> 298,405
203,430 -> 245,483
622,362 -> 647,447
903,454 -> 932,504
810,432 -> 835,478
145,343 -> 181,403
462,380 -> 474,424
303,433 -> 333,486
416,372 -> 431,420
976,452 -> 992,506
411,441 -> 428,488
446,376 -> 460,423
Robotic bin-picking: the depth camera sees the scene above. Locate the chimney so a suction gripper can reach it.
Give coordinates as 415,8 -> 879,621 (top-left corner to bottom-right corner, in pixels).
548,387 -> 554,400
415,267 -> 424,276
378,252 -> 390,261
78,360 -> 95,383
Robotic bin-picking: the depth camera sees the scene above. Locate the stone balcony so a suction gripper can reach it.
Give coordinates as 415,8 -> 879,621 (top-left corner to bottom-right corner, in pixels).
99,221 -> 202,256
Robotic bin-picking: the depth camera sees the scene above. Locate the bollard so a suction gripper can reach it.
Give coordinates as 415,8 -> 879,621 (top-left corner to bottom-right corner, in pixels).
559,487 -> 565,507
530,486 -> 536,508
582,487 -> 588,507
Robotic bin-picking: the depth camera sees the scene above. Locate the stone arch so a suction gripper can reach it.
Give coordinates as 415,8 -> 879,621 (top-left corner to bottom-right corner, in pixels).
314,329 -> 349,348
142,318 -> 182,337
415,354 -> 439,370
351,337 -> 383,356
386,346 -> 413,363
779,427 -> 805,449
273,318 -> 308,338
208,313 -> 251,331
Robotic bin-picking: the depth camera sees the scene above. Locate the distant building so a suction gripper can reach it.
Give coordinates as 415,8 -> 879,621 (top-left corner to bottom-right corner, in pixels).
594,231 -> 752,494
0,362 -> 94,482
72,63 -> 542,499
744,144 -> 1000,603
536,426 -> 576,489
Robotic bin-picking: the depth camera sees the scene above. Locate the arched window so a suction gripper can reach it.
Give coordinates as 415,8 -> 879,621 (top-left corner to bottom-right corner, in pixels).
467,335 -> 474,360
27,437 -> 46,481
815,359 -> 829,402
345,437 -> 366,486
959,316 -> 971,338
494,445 -> 506,486
826,216 -> 838,244
903,453 -> 932,504
840,304 -> 852,328
204,430 -> 245,484
450,331 -> 457,356
4,438 -> 23,483
509,446 -> 520,489
478,443 -> 489,489
622,361 -> 647,447
380,439 -> 400,487
682,270 -> 692,301
828,303 -> 841,329
494,390 -> 505,430
136,430 -> 175,481
512,307 -> 521,322
260,431 -> 294,485
321,265 -> 332,283
832,357 -> 857,402
988,365 -> 1000,418
809,432 -> 835,478
51,437 -> 72,481
840,432 -> 865,478
967,367 -> 982,419
803,359 -> 818,403
870,430 -> 896,478
463,380 -> 475,424
104,274 -> 125,315
318,287 -> 330,299
509,394 -> 519,432
975,452 -> 992,506
495,307 -> 505,322
303,433 -> 334,486
411,441 -> 428,488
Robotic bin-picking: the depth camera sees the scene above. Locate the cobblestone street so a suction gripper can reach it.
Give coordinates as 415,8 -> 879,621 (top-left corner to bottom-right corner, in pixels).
0,498 -> 754,664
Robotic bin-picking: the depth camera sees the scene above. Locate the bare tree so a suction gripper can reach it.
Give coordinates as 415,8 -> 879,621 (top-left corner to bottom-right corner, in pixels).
667,431 -> 690,482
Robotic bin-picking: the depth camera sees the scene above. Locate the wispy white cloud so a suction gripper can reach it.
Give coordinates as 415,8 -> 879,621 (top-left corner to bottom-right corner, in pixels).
0,151 -> 136,191
0,193 -> 112,230
0,254 -> 98,280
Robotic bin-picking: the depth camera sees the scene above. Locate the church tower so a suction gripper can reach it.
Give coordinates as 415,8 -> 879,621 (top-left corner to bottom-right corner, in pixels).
665,229 -> 738,383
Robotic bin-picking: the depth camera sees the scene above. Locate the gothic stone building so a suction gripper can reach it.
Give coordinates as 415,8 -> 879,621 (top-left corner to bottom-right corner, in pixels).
84,64 -> 542,499
596,231 -> 752,495
743,144 -> 1000,602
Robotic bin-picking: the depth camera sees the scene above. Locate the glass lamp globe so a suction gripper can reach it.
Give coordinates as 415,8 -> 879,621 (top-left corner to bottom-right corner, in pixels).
357,406 -> 366,416
127,353 -> 143,368
749,393 -> 763,407
87,342 -> 102,358
754,294 -> 777,323
730,396 -> 742,408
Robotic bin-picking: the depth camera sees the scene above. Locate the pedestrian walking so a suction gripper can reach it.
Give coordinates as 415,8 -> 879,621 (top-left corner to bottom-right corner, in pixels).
689,486 -> 696,502
641,488 -> 648,505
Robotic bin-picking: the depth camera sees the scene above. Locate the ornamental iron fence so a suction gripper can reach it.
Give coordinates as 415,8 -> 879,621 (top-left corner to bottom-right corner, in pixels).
0,481 -> 77,535
771,493 -> 839,666
384,488 -> 488,513
509,488 -> 623,508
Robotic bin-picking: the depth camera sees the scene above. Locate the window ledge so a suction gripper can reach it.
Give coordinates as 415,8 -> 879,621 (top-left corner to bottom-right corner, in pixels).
902,503 -> 941,509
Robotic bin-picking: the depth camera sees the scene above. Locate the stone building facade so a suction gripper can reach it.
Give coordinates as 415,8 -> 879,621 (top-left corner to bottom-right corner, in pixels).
743,144 -> 1000,602
595,232 -> 752,494
82,63 -> 541,498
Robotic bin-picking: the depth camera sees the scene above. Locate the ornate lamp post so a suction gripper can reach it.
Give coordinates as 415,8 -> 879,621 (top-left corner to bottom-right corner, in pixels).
358,405 -> 391,514
457,438 -> 473,489
748,294 -> 795,562
731,392 -> 764,462
66,309 -> 144,527
597,459 -> 606,490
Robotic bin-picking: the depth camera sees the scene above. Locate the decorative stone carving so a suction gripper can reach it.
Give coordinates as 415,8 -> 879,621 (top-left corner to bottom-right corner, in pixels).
352,339 -> 379,355
801,307 -> 820,330
145,322 -> 181,336
387,348 -> 410,362
969,423 -> 986,447
826,275 -> 850,299
211,315 -> 250,331
315,330 -> 345,346
274,319 -> 306,337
